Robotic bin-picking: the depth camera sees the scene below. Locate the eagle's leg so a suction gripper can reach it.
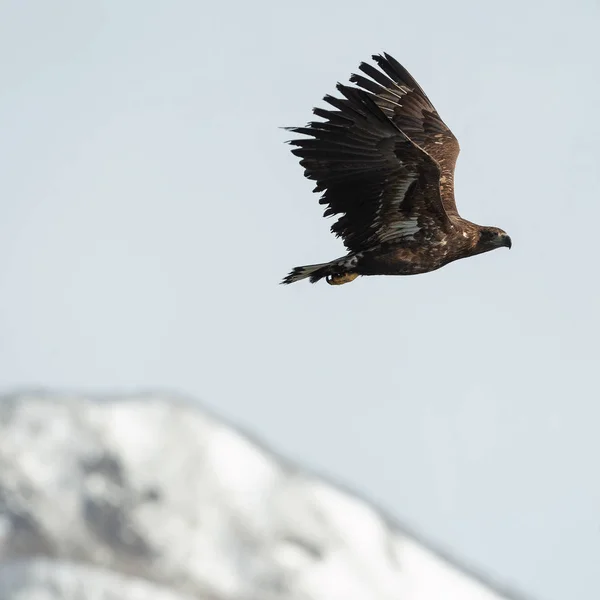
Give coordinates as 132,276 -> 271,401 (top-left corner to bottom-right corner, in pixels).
326,272 -> 359,285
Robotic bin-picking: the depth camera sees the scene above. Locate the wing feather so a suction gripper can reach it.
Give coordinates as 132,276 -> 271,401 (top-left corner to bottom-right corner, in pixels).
287,83 -> 451,253
350,53 -> 461,216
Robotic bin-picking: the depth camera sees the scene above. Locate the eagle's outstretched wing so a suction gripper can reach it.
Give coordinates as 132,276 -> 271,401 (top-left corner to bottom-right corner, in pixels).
350,53 -> 460,217
287,84 -> 452,254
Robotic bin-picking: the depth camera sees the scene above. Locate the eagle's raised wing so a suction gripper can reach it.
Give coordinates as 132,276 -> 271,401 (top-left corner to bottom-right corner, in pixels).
350,54 -> 460,217
287,84 -> 452,254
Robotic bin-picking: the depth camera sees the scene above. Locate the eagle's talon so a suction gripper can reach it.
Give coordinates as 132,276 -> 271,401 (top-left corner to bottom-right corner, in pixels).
326,272 -> 359,286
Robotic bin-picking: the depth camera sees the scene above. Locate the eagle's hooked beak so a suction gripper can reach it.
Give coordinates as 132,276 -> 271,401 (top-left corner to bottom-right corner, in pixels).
503,234 -> 512,249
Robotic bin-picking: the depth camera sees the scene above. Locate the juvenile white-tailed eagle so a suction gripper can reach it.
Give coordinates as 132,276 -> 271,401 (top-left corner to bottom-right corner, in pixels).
282,53 -> 511,285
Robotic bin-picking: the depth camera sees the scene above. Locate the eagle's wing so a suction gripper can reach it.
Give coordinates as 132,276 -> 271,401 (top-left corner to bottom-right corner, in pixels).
288,85 -> 452,254
350,53 -> 460,217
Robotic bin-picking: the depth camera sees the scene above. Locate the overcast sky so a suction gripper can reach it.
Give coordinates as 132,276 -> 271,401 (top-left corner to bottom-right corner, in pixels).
1,2 -> 599,599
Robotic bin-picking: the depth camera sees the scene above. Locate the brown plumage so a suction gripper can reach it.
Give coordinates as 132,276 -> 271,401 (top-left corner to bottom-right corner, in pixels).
281,53 -> 511,286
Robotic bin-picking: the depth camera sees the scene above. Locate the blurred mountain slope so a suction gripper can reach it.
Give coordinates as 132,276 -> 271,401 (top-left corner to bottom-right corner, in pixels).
0,392 -> 532,600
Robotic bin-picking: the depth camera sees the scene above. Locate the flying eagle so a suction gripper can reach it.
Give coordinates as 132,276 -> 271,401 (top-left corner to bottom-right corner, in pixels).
282,53 -> 511,286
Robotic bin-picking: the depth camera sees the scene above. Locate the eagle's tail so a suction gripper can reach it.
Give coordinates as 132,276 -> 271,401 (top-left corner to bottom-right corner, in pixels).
281,256 -> 359,285
281,262 -> 330,284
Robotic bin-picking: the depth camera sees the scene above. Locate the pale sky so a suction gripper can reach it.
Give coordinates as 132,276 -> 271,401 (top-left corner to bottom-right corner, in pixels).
1,2 -> 599,599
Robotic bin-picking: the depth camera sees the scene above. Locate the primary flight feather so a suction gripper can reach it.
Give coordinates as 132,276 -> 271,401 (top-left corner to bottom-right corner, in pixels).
282,53 -> 511,286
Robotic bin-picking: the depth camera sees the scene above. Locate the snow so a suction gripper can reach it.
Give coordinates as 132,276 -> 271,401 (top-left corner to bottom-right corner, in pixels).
0,392 -> 531,600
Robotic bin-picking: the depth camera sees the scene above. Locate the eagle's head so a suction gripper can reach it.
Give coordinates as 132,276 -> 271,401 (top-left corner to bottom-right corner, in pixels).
476,226 -> 512,252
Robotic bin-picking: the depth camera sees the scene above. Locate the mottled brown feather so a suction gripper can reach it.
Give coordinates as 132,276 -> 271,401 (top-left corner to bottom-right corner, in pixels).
287,83 -> 452,254
350,53 -> 461,217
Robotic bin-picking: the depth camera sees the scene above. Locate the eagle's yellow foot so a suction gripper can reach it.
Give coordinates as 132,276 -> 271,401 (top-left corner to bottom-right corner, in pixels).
326,272 -> 359,285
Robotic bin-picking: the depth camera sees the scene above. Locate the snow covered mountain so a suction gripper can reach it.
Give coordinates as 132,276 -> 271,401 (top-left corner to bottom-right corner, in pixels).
0,392 -> 532,600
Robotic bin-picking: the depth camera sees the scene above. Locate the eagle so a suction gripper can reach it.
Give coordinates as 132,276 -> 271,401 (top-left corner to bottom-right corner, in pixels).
282,53 -> 511,286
